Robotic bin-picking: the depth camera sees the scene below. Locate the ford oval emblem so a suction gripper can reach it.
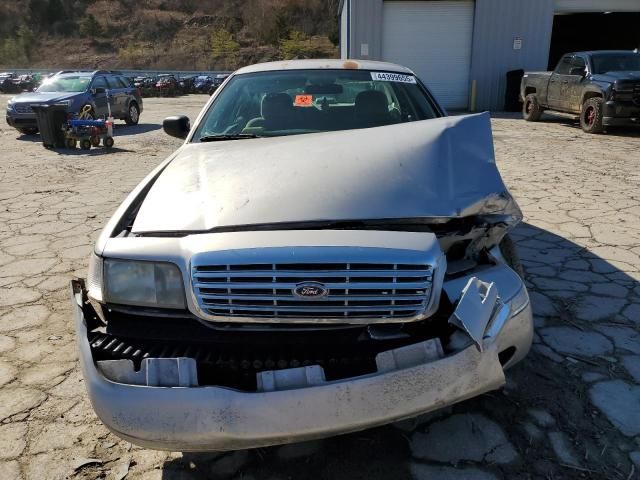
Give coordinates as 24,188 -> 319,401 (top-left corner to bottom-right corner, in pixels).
293,282 -> 329,299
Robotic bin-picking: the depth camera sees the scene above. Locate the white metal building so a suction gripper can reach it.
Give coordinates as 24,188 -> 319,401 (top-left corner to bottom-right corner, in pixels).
339,0 -> 640,110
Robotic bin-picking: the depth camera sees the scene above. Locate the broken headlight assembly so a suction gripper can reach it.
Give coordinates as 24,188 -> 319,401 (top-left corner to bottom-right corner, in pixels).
87,254 -> 185,309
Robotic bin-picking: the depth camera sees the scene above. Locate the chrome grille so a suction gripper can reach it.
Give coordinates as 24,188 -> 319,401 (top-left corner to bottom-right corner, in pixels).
14,104 -> 33,114
191,263 -> 433,321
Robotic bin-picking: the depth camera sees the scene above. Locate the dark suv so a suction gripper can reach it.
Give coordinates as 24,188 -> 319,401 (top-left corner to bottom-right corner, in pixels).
6,70 -> 143,135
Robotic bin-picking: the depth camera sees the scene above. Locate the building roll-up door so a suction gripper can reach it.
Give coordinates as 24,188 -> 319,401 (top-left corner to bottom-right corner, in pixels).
381,1 -> 474,110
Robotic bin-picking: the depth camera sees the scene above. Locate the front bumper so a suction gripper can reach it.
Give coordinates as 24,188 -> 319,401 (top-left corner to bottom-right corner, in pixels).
603,100 -> 640,127
6,113 -> 38,129
72,270 -> 533,452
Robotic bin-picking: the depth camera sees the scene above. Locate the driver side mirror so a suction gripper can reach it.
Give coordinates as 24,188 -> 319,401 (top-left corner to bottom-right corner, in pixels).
91,87 -> 106,95
163,115 -> 190,139
569,67 -> 586,76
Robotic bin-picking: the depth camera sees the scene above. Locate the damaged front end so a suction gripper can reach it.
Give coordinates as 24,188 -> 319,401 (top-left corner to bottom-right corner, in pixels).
72,229 -> 532,451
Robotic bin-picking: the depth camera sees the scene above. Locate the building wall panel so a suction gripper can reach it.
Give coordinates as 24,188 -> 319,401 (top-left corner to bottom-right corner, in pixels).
470,0 -> 555,111
343,0 -> 383,59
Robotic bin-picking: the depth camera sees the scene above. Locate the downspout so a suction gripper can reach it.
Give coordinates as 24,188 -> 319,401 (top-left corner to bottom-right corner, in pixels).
347,0 -> 351,58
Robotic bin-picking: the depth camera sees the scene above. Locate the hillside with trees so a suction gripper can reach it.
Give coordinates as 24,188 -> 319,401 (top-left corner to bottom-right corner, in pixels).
0,0 -> 340,70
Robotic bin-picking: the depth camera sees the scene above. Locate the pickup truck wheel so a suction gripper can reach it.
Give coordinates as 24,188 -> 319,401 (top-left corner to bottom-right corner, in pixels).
522,94 -> 542,122
499,234 -> 525,279
580,97 -> 604,134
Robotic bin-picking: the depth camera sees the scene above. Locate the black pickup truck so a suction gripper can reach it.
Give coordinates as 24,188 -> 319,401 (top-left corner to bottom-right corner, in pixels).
520,50 -> 640,133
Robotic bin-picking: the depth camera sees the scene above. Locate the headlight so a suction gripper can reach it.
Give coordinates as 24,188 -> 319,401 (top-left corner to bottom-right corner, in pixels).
104,259 -> 185,309
88,256 -> 186,309
57,100 -> 72,107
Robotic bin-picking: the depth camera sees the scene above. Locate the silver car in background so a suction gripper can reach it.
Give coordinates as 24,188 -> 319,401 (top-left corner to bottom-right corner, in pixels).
72,59 -> 533,451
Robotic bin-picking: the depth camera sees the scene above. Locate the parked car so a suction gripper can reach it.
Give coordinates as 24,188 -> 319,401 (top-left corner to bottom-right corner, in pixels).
155,74 -> 178,96
208,73 -> 229,95
73,59 -> 532,452
10,74 -> 38,92
521,50 -> 640,133
132,76 -> 145,87
133,76 -> 157,97
178,75 -> 196,94
0,72 -> 18,92
193,75 -> 213,93
6,70 -> 143,135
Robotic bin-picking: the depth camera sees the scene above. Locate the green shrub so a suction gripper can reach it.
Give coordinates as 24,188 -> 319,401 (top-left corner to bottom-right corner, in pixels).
279,30 -> 310,60
210,29 -> 239,69
79,14 -> 103,37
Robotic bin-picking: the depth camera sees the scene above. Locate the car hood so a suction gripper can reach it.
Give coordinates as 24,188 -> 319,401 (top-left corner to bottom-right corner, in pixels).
592,71 -> 640,82
11,91 -> 79,104
132,112 -> 521,234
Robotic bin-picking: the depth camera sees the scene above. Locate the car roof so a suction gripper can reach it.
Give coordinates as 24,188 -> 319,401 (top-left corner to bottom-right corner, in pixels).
55,70 -> 122,78
573,50 -> 639,56
57,72 -> 94,77
235,59 -> 415,75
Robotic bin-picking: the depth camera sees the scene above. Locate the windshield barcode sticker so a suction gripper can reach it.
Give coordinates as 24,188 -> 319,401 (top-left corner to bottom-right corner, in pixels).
371,72 -> 417,83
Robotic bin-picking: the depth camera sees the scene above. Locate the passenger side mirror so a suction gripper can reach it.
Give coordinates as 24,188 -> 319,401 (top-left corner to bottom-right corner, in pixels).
569,67 -> 586,76
163,115 -> 190,139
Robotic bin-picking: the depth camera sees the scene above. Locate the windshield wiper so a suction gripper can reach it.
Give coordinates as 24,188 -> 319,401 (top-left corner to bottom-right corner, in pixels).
199,133 -> 261,142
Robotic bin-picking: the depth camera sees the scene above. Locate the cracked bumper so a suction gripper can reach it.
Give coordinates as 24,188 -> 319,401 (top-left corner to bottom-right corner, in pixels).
72,279 -> 532,452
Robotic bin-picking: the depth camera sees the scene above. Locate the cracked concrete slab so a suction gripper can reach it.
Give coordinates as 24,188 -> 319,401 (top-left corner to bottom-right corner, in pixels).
548,431 -> 580,466
590,380 -> 640,436
410,414 -> 518,464
539,326 -> 613,357
622,356 -> 640,383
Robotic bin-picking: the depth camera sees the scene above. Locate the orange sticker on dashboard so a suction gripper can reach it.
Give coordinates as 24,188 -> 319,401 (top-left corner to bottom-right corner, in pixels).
294,94 -> 313,106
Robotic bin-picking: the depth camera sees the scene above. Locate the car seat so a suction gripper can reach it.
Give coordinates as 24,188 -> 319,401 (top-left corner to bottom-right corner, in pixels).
354,90 -> 391,128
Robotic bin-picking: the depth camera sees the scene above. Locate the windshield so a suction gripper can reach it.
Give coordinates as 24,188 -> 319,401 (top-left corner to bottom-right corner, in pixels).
37,76 -> 90,93
592,53 -> 640,74
193,69 -> 439,140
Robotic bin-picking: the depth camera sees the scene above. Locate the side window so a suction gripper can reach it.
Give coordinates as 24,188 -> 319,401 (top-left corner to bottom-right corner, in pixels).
571,56 -> 586,74
92,76 -> 108,89
117,76 -> 131,88
105,75 -> 122,89
555,55 -> 573,75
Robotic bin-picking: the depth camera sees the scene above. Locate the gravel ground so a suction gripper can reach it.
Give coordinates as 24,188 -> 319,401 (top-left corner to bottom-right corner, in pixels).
0,95 -> 639,480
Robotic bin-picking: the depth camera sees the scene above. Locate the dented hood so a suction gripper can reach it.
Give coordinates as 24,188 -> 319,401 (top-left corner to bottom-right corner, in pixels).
132,113 -> 520,234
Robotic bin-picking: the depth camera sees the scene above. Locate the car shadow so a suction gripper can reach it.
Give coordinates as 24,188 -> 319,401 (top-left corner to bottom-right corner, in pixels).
14,133 -> 41,142
112,122 -> 162,136
51,146 -> 133,155
157,223 -> 639,480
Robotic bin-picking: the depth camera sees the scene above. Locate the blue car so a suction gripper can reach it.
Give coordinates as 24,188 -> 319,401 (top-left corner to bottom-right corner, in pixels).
6,70 -> 143,135
193,75 -> 213,93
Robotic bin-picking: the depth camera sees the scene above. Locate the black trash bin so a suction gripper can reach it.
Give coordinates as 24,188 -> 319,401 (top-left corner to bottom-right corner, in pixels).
31,104 -> 68,148
504,69 -> 524,112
